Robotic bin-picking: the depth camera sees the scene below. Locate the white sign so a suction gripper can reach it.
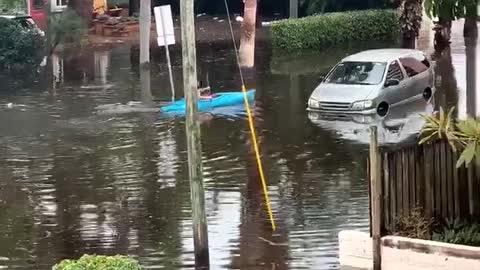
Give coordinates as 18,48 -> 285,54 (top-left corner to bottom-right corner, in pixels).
154,5 -> 175,47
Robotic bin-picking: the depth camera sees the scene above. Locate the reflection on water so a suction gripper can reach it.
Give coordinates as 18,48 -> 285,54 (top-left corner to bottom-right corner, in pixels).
0,19 -> 478,270
308,97 -> 435,146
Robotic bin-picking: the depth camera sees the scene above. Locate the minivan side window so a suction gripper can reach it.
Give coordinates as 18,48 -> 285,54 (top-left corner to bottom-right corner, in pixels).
399,55 -> 429,77
386,61 -> 404,82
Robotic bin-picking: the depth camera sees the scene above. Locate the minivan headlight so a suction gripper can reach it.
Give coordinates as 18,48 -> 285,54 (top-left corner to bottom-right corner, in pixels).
351,100 -> 375,111
308,98 -> 320,109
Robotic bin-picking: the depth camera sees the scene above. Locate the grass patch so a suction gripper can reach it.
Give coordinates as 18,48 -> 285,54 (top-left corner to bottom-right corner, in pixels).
53,254 -> 143,270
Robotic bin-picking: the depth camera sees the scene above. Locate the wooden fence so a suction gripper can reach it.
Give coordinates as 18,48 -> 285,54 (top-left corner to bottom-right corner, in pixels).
368,139 -> 480,234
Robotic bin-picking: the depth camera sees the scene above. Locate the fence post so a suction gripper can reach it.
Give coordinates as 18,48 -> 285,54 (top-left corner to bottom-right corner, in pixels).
370,126 -> 382,270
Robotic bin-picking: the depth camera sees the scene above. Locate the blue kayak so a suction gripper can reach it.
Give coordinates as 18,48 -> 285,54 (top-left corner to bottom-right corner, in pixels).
160,89 -> 256,114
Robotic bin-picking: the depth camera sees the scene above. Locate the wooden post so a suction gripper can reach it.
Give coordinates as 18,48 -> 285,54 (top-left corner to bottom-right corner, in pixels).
139,0 -> 151,66
370,126 -> 382,270
424,144 -> 433,219
468,166 -> 475,216
180,0 -> 210,268
289,0 -> 298,18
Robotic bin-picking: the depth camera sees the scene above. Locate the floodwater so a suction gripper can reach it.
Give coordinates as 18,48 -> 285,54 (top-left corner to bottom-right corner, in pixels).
0,20 -> 478,269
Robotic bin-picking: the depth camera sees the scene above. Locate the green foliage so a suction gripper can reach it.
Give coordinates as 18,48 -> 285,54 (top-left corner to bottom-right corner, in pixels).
392,207 -> 434,240
271,9 -> 400,51
0,0 -> 27,13
53,255 -> 143,270
299,0 -> 398,16
399,0 -> 423,38
433,219 -> 480,246
0,17 -> 43,69
424,0 -> 478,20
48,8 -> 87,53
420,107 -> 480,168
419,107 -> 457,146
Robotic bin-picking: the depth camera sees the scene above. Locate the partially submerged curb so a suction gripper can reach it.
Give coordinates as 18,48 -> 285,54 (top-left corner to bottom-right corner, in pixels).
339,230 -> 480,270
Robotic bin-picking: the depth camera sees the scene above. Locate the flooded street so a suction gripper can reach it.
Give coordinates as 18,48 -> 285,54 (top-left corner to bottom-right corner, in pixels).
0,19 -> 478,270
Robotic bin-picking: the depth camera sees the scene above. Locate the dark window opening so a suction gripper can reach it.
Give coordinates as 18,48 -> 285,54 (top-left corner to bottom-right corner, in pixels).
399,56 -> 429,77
386,61 -> 404,81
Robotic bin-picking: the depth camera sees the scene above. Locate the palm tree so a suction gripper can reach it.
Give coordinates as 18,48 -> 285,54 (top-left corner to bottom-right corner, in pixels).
399,0 -> 423,48
463,0 -> 478,38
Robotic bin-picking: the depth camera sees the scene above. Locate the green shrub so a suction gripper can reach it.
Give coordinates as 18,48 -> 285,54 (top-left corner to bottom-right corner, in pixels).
271,9 -> 400,51
0,17 -> 43,69
433,219 -> 480,247
53,254 -> 143,270
48,9 -> 87,53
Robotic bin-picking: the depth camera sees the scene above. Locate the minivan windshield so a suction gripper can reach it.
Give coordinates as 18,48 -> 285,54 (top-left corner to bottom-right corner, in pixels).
325,61 -> 387,85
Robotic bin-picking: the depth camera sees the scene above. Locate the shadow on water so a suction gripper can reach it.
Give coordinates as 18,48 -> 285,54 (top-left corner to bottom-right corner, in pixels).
0,20 -> 478,270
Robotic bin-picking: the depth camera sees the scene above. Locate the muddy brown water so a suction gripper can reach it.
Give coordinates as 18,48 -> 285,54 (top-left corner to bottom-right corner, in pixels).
0,20 -> 477,269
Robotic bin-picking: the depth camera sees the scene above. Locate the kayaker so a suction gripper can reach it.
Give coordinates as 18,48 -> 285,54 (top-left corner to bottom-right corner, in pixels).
198,80 -> 213,100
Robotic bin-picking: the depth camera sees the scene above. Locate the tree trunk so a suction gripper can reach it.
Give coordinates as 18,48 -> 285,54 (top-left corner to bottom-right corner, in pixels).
464,3 -> 478,38
239,0 -> 257,68
129,0 -> 140,16
437,17 -> 452,42
139,0 -> 151,66
68,0 -> 93,25
399,0 -> 422,49
401,35 -> 416,49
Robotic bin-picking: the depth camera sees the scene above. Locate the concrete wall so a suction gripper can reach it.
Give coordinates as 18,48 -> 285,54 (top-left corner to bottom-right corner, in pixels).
339,230 -> 480,270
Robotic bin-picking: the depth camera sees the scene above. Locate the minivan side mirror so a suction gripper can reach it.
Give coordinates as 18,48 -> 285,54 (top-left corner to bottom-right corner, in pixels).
385,79 -> 400,87
319,75 -> 325,82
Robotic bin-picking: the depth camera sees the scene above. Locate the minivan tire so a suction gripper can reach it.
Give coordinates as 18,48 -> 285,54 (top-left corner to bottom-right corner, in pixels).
423,87 -> 432,100
377,102 -> 389,117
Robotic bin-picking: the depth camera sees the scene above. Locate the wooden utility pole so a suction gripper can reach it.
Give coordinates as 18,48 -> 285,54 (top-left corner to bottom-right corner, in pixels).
139,0 -> 151,66
239,0 -> 257,67
180,0 -> 210,267
370,126 -> 382,270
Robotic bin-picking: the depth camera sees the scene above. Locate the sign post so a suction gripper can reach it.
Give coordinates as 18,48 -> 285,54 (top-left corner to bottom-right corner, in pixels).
154,5 -> 176,101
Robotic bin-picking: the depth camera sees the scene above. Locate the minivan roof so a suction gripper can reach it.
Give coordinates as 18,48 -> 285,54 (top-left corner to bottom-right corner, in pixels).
342,49 -> 424,63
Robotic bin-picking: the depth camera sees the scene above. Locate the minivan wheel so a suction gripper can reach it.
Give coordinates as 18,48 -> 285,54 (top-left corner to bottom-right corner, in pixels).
423,88 -> 432,100
377,102 -> 389,117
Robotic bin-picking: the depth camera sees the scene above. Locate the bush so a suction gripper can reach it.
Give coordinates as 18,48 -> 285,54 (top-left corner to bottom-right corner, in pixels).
53,254 -> 143,270
0,17 -> 43,69
391,207 -> 434,240
48,9 -> 87,53
433,219 -> 480,247
271,9 -> 400,51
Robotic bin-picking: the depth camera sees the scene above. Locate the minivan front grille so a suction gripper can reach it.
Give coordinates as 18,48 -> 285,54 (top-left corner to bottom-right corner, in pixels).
318,102 -> 351,111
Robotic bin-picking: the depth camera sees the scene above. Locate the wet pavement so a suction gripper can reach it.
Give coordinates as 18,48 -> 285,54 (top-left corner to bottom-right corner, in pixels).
0,19 -> 478,269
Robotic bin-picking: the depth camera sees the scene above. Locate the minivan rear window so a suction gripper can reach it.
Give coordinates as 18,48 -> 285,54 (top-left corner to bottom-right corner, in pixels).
325,62 -> 387,85
399,55 -> 430,77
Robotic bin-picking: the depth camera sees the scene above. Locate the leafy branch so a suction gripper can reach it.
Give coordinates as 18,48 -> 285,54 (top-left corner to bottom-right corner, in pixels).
420,107 -> 480,168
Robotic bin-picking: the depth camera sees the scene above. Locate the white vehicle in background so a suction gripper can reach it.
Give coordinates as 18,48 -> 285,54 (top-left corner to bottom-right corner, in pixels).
307,49 -> 434,117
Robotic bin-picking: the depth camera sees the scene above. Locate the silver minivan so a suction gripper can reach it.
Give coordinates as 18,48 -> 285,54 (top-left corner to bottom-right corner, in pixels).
307,49 -> 434,116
